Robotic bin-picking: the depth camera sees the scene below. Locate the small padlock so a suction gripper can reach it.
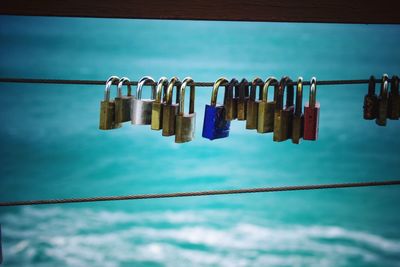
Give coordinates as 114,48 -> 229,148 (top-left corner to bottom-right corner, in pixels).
115,77 -> 133,124
257,77 -> 278,133
99,76 -> 122,130
292,77 -> 304,144
273,76 -> 295,142
363,76 -> 378,120
224,79 -> 239,120
175,77 -> 196,143
387,75 -> 400,120
376,74 -> 389,126
303,77 -> 320,140
131,76 -> 156,125
246,77 -> 264,129
237,78 -> 249,121
162,77 -> 181,136
151,77 -> 169,130
202,77 -> 231,140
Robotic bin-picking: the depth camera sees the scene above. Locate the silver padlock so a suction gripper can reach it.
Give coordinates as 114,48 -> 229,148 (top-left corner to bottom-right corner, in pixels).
131,76 -> 156,125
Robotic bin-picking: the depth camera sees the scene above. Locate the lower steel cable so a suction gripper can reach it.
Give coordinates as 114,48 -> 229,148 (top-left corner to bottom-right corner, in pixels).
0,180 -> 399,207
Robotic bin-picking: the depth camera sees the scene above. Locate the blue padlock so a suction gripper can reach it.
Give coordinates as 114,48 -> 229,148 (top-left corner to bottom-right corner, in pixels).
202,77 -> 231,140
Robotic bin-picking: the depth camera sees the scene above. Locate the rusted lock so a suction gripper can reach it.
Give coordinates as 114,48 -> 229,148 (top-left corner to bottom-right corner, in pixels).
363,76 -> 378,120
237,78 -> 249,120
292,77 -> 304,144
273,76 -> 294,142
246,77 -> 264,130
224,78 -> 239,121
303,77 -> 320,140
162,77 -> 181,136
387,75 -> 400,120
376,74 -> 389,126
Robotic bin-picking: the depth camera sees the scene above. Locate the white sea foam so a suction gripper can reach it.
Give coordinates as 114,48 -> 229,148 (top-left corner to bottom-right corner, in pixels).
1,207 -> 399,267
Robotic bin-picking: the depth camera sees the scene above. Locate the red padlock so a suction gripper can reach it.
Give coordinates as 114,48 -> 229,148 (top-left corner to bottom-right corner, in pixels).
304,77 -> 320,140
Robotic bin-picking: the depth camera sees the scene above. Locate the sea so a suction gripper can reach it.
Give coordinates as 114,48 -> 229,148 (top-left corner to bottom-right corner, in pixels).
0,15 -> 399,267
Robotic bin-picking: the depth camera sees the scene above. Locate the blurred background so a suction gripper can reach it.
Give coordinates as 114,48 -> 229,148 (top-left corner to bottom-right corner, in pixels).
0,15 -> 399,266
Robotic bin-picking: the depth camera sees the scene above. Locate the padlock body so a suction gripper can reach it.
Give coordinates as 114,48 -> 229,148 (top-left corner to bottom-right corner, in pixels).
376,97 -> 388,126
246,100 -> 258,129
225,98 -> 238,121
363,94 -> 378,120
257,101 -> 275,133
131,98 -> 154,125
151,102 -> 163,130
175,113 -> 196,143
387,93 -> 400,120
237,97 -> 248,120
99,100 -> 122,130
303,102 -> 320,140
292,114 -> 304,144
273,106 -> 294,142
202,105 -> 230,140
162,103 -> 179,136
115,96 -> 133,123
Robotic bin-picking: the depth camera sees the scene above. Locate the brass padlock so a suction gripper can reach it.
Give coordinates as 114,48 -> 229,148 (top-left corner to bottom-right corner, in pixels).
131,76 -> 156,125
363,76 -> 378,120
387,75 -> 400,120
246,77 -> 264,129
273,76 -> 295,142
151,77 -> 169,130
175,77 -> 196,143
292,77 -> 304,144
99,76 -> 122,130
376,74 -> 389,126
224,79 -> 239,121
162,77 -> 181,136
237,78 -> 249,120
257,77 -> 278,133
115,77 -> 133,124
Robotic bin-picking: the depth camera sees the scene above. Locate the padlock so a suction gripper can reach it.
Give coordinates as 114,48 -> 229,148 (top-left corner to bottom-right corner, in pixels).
246,77 -> 264,129
387,75 -> 400,120
273,76 -> 295,142
115,77 -> 133,124
202,77 -> 231,140
162,77 -> 181,136
292,77 -> 304,144
376,74 -> 389,126
303,77 -> 320,140
99,76 -> 122,130
151,77 -> 169,130
224,78 -> 239,120
363,75 -> 378,120
237,78 -> 249,120
175,77 -> 196,143
131,76 -> 156,125
257,77 -> 278,133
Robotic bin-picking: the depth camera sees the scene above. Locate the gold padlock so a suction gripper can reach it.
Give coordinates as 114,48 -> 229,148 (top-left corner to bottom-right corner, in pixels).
237,78 -> 249,120
224,79 -> 239,121
175,77 -> 196,143
115,77 -> 133,124
162,77 -> 181,136
376,74 -> 389,126
292,77 -> 304,144
257,77 -> 278,133
246,77 -> 264,129
273,76 -> 295,142
151,77 -> 169,130
99,76 -> 122,130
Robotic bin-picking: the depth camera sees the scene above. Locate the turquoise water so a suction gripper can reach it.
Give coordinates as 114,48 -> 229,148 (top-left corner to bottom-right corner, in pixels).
0,15 -> 400,266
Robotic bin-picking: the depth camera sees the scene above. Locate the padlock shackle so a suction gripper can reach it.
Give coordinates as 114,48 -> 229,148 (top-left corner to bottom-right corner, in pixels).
178,77 -> 195,115
210,77 -> 229,106
368,75 -> 376,96
155,76 -> 169,103
249,77 -> 264,101
261,77 -> 278,102
117,77 -> 132,97
309,77 -> 317,108
136,76 -> 156,100
380,74 -> 389,98
104,75 -> 120,101
166,77 -> 181,105
390,75 -> 399,96
276,76 -> 294,111
295,77 -> 303,116
224,78 -> 239,106
238,78 -> 249,100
